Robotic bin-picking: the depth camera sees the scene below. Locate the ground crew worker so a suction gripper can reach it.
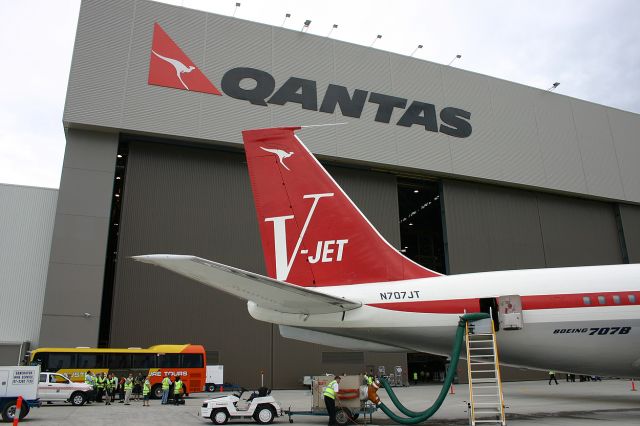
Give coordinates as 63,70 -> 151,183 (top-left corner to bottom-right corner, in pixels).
548,370 -> 558,385
142,376 -> 151,406
323,375 -> 341,426
104,373 -> 113,405
161,376 -> 171,405
363,372 -> 373,385
413,371 -> 418,385
84,371 -> 95,403
124,373 -> 134,405
173,376 -> 184,405
96,373 -> 105,403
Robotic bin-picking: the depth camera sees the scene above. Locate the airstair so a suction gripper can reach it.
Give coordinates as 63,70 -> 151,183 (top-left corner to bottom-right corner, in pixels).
465,317 -> 506,425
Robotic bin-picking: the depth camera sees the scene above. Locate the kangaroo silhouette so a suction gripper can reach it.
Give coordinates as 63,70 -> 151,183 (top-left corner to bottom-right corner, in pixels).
260,147 -> 294,171
151,50 -> 195,90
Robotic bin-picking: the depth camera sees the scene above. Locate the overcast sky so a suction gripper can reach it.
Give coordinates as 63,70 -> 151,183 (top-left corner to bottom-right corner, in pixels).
1,0 -> 638,189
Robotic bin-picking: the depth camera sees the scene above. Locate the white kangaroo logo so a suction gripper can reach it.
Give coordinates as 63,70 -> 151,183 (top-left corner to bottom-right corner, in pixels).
152,50 -> 196,90
260,147 -> 294,171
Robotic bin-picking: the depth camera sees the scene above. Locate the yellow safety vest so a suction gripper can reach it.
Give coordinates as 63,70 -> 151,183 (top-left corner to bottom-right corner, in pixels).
96,377 -> 105,389
323,380 -> 337,399
124,380 -> 133,391
173,380 -> 183,394
162,377 -> 171,390
143,381 -> 151,395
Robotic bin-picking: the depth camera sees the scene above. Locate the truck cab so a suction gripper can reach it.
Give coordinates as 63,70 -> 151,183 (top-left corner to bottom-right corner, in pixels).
38,372 -> 91,406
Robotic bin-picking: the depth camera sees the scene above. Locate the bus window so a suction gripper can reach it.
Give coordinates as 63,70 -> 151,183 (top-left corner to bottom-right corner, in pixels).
181,354 -> 204,368
158,354 -> 179,368
78,353 -> 106,369
132,354 -> 156,369
49,353 -> 76,370
108,353 -> 131,370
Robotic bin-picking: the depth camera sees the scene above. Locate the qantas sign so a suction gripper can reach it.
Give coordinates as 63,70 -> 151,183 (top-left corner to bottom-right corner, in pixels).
148,23 -> 473,138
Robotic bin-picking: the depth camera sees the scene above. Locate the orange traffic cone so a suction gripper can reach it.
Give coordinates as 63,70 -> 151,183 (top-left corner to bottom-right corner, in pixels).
220,385 -> 224,392
13,396 -> 22,426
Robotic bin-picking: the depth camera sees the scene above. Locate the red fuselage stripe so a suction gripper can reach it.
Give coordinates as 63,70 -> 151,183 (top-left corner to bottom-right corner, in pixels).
367,291 -> 638,313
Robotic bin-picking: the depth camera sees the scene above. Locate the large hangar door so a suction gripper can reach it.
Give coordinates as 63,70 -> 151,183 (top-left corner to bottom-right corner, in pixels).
108,141 -> 272,388
441,180 -> 623,273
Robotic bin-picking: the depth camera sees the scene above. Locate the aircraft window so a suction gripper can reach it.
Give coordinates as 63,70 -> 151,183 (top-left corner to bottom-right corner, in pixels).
629,294 -> 637,304
613,295 -> 621,304
582,296 -> 591,305
597,296 -> 606,305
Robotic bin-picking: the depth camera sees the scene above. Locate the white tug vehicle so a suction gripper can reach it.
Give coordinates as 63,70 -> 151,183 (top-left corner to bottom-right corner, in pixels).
200,387 -> 282,424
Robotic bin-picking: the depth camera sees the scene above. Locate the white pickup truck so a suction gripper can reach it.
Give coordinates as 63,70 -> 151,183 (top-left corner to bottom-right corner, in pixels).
38,372 -> 92,406
0,366 -> 40,422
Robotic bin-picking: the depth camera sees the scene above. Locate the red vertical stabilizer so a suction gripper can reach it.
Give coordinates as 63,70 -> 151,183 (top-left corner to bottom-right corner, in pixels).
242,127 -> 442,287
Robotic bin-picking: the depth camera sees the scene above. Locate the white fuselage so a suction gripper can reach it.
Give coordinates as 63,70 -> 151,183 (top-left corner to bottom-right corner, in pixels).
249,264 -> 640,377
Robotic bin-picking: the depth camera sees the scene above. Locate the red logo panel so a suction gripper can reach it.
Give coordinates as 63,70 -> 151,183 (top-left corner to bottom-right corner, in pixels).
148,23 -> 221,95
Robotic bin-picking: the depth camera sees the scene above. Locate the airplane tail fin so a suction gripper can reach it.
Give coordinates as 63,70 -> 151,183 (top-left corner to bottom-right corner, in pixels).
242,127 -> 441,287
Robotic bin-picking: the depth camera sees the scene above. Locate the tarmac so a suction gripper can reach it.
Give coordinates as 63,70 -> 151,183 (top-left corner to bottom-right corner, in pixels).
16,379 -> 640,425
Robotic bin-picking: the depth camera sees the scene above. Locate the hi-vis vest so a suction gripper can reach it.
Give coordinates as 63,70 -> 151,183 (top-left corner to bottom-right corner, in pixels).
173,380 -> 183,394
124,379 -> 133,391
85,375 -> 94,386
323,380 -> 337,399
365,374 -> 373,385
162,377 -> 171,390
96,376 -> 105,388
143,381 -> 151,395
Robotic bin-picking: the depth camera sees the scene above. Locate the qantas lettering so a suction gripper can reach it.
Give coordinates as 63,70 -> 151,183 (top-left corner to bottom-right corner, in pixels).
220,67 -> 472,138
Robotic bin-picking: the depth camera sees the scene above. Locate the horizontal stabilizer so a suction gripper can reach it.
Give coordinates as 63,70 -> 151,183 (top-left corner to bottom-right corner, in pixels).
132,255 -> 361,315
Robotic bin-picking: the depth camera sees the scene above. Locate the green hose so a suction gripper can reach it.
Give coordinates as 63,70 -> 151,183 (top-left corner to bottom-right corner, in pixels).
376,312 -> 489,424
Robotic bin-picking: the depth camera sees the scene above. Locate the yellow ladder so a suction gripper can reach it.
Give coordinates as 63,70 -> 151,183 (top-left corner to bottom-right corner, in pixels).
465,319 -> 506,425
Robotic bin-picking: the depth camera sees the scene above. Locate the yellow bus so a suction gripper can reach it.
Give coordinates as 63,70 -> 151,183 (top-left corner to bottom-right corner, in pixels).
30,344 -> 206,398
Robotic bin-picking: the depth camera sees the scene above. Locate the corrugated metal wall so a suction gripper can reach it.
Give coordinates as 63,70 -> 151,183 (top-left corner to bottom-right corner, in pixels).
64,0 -> 640,204
0,184 -> 57,349
619,204 -> 640,263
443,180 -> 623,274
109,141 -> 405,388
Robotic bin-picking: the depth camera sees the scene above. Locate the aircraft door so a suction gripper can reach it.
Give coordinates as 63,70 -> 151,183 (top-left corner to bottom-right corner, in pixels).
479,298 -> 499,332
498,295 -> 523,330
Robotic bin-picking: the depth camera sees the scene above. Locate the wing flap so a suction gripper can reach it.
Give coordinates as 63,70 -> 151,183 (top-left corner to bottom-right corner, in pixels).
132,255 -> 361,315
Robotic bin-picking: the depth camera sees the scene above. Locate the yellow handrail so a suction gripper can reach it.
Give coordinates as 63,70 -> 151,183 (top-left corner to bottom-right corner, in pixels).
465,321 -> 475,425
490,319 -> 506,425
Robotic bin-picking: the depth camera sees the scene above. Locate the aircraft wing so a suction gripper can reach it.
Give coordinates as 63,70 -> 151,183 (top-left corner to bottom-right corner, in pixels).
132,255 -> 361,315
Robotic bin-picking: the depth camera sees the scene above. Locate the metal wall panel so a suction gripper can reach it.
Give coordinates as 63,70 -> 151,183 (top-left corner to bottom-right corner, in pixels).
570,99 -> 625,199
391,54 -> 452,173
63,0 -> 134,128
0,345 -> 21,366
110,141 -> 400,388
64,0 -> 640,203
537,193 -> 622,266
443,180 -> 623,273
618,204 -> 640,263
442,68 -> 502,181
608,110 -> 640,202
0,184 -> 57,346
488,81 -> 545,187
442,180 -> 546,274
532,92 -> 586,194
39,129 -> 118,347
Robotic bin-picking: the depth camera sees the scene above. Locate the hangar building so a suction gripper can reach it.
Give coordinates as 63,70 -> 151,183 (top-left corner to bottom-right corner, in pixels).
28,0 -> 640,387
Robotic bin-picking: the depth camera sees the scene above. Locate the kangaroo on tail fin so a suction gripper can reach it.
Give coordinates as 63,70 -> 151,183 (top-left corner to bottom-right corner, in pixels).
242,127 -> 441,287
